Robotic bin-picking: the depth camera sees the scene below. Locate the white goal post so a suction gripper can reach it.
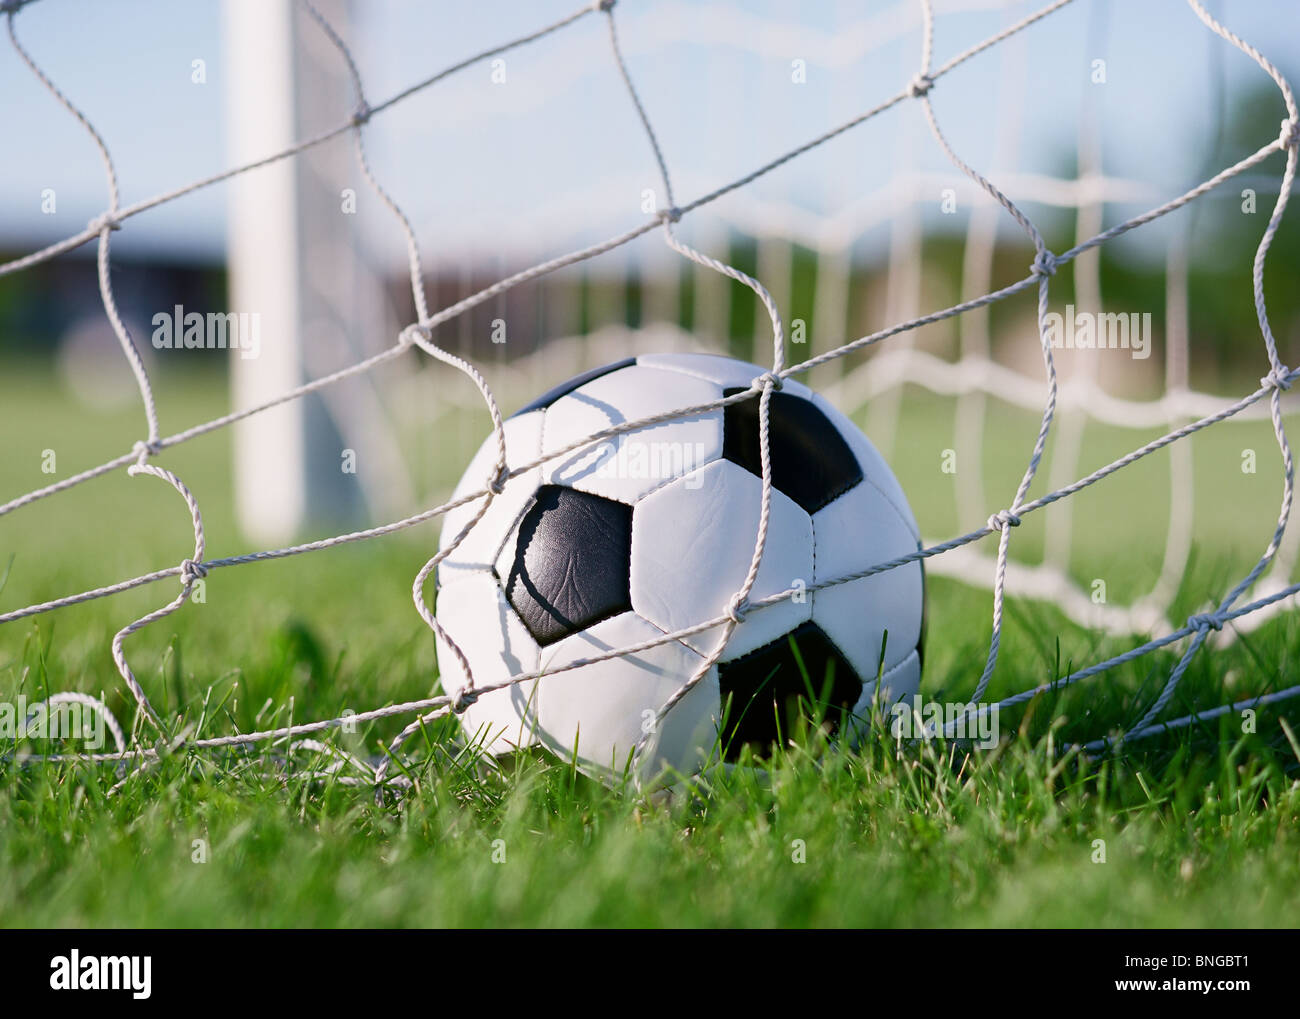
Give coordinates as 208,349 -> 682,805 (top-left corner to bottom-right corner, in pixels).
224,0 -> 409,544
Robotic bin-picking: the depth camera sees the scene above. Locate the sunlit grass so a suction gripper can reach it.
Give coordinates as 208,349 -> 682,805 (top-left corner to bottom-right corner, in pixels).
1,366 -> 1298,927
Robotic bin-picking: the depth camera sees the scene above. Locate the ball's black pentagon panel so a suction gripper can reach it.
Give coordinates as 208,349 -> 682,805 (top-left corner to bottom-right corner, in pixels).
505,485 -> 634,646
716,621 -> 862,761
510,357 -> 637,418
721,388 -> 864,514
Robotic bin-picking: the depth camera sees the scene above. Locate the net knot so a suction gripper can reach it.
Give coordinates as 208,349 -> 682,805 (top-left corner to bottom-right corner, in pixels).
909,73 -> 934,98
725,593 -> 749,625
351,101 -> 373,128
1261,366 -> 1293,392
657,205 -> 682,225
399,322 -> 431,348
132,438 -> 162,463
594,0 -> 617,11
1280,118 -> 1299,150
751,371 -> 784,392
88,211 -> 122,235
180,558 -> 208,584
1187,612 -> 1224,633
1031,249 -> 1058,277
451,687 -> 480,713
488,464 -> 510,495
987,509 -> 1021,532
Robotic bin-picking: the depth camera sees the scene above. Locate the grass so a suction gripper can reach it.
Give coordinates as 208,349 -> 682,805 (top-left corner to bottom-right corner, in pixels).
1,360 -> 1299,927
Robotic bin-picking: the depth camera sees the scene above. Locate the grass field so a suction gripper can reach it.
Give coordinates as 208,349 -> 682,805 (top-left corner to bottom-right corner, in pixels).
2,360 -> 1299,927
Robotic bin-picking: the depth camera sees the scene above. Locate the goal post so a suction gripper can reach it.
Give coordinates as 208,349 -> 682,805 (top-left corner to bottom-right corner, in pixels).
224,0 -> 396,544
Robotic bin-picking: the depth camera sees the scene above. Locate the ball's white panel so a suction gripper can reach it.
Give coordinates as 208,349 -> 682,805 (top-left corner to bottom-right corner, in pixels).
811,481 -> 923,680
637,352 -> 812,400
434,572 -> 541,754
492,515 -> 518,584
809,392 -> 919,540
539,364 -> 724,504
437,410 -> 545,586
640,664 -> 724,782
535,611 -> 717,779
631,459 -> 813,662
848,647 -> 922,732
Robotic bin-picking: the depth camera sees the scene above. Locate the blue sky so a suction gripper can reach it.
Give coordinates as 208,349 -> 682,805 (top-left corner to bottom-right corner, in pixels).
0,0 -> 1295,272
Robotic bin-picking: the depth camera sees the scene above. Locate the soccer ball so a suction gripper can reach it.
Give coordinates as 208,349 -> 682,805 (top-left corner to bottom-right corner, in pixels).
434,353 -> 924,782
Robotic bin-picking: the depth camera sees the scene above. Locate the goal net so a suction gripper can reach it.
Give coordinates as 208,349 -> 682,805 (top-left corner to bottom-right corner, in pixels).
1,0 -> 1297,781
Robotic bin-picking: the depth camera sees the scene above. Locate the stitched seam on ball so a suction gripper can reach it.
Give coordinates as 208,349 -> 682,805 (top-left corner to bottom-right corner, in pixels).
877,646 -> 918,681
839,463 -> 918,540
487,483 -> 536,577
627,504 -> 708,656
486,412 -> 546,571
624,468 -> 703,616
719,619 -> 829,673
851,649 -> 919,719
630,611 -> 712,669
640,357 -> 757,387
809,473 -> 864,515
810,611 -> 862,687
637,456 -> 715,504
809,506 -> 818,608
811,395 -> 918,539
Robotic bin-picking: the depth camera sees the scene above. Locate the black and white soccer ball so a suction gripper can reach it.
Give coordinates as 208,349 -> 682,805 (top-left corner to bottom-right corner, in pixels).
435,353 -> 924,781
